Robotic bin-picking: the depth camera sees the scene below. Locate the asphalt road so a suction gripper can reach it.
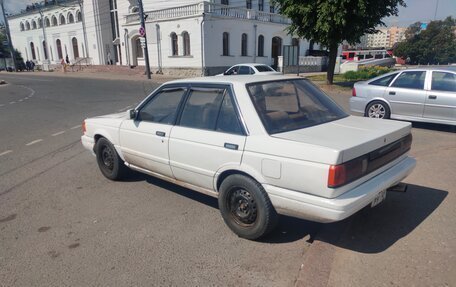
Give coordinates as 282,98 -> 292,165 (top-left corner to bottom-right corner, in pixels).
0,73 -> 319,286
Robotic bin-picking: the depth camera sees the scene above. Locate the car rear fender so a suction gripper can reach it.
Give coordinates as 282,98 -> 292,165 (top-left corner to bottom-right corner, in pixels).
214,163 -> 267,192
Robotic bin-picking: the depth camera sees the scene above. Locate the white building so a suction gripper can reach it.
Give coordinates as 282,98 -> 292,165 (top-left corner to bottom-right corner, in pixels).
8,0 -> 313,76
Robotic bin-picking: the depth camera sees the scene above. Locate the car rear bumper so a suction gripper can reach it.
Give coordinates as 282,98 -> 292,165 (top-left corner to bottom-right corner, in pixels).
81,135 -> 95,155
349,97 -> 368,114
265,156 -> 416,223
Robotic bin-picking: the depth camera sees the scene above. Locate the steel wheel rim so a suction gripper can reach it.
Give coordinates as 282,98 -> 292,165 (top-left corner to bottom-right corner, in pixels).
368,104 -> 386,118
101,145 -> 114,171
227,188 -> 257,226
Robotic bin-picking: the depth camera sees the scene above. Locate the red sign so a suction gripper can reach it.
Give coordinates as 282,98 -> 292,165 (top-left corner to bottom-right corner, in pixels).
139,26 -> 145,37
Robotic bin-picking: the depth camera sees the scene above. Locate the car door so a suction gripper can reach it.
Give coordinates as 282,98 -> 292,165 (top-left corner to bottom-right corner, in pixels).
424,71 -> 456,122
119,86 -> 188,178
169,85 -> 247,190
385,70 -> 427,118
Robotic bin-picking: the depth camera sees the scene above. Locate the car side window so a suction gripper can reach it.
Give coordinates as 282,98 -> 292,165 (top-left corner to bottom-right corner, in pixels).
238,66 -> 250,75
225,66 -> 238,75
369,73 -> 398,86
216,92 -> 243,135
391,71 -> 426,90
179,88 -> 225,130
249,67 -> 255,74
431,72 -> 456,92
138,88 -> 187,124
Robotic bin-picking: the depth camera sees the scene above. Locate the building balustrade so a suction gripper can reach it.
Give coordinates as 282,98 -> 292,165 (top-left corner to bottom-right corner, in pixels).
124,2 -> 290,25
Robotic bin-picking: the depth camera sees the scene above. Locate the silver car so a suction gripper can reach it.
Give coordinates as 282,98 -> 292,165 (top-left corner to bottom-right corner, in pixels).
350,68 -> 456,126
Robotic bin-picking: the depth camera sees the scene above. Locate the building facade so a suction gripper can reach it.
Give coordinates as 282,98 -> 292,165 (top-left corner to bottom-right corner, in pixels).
365,26 -> 406,49
8,0 -> 312,75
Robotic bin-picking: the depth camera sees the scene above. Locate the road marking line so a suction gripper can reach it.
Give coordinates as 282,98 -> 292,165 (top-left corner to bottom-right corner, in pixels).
0,104 -> 4,107
52,131 -> 65,136
26,139 -> 43,146
5,77 -> 51,82
0,150 -> 13,156
10,102 -> 16,104
70,125 -> 80,130
19,85 -> 36,98
18,99 -> 23,102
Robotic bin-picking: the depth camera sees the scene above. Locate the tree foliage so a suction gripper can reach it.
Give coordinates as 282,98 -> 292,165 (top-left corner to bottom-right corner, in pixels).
394,17 -> 456,65
272,0 -> 405,84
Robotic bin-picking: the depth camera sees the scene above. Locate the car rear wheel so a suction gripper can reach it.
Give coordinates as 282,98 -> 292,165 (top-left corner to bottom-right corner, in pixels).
95,137 -> 128,180
218,174 -> 278,240
366,101 -> 390,119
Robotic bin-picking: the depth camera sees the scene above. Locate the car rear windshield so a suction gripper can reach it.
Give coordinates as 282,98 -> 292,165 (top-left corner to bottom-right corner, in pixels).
246,79 -> 348,134
255,65 -> 274,72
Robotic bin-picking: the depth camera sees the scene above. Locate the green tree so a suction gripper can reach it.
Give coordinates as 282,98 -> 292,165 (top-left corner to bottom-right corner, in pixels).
272,0 -> 405,84
394,17 -> 456,65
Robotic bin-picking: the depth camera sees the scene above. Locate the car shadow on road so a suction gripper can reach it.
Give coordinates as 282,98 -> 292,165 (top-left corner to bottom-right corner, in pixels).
317,184 -> 447,253
127,172 -> 320,243
411,122 -> 456,133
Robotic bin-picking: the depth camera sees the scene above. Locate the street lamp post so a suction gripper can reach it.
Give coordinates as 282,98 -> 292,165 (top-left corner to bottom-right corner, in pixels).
78,0 -> 89,58
138,0 -> 151,79
38,8 -> 50,70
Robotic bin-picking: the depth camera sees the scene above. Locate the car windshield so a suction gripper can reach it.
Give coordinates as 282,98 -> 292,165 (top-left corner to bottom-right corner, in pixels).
255,65 -> 275,72
246,79 -> 348,134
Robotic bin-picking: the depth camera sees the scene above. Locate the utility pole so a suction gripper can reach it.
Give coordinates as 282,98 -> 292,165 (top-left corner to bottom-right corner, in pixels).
38,8 -> 50,70
138,0 -> 151,79
78,0 -> 89,58
434,0 -> 440,20
0,0 -> 17,71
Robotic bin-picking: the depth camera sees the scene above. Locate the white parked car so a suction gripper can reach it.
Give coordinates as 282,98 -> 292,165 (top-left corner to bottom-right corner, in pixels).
217,63 -> 282,76
82,75 -> 416,240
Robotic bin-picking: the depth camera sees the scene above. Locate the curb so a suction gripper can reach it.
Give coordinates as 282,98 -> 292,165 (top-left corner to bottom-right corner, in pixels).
295,220 -> 351,287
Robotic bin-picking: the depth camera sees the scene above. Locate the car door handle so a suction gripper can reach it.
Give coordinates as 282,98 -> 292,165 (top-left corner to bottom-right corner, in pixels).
156,131 -> 166,137
224,143 -> 239,150
389,91 -> 396,95
428,95 -> 437,100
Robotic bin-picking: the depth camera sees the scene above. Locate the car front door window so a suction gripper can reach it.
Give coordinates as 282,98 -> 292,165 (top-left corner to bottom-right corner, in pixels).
391,71 -> 426,90
138,88 -> 187,124
238,66 -> 250,75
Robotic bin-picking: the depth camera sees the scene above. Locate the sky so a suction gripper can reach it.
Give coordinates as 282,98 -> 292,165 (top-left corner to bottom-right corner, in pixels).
1,0 -> 456,27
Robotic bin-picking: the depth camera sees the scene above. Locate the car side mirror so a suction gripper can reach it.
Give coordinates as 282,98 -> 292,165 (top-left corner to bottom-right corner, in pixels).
129,109 -> 138,120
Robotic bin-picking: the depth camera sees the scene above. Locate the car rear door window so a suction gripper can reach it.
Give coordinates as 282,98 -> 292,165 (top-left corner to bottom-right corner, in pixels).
369,73 -> 398,86
391,71 -> 426,90
431,72 -> 456,92
238,66 -> 250,75
138,88 -> 187,124
216,93 -> 243,135
179,88 -> 225,130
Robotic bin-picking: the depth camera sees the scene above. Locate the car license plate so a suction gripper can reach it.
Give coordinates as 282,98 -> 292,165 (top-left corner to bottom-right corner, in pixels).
371,190 -> 387,207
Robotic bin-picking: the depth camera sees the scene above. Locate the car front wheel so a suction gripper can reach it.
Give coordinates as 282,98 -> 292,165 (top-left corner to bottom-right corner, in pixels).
218,174 -> 278,240
95,137 -> 128,180
366,101 -> 391,119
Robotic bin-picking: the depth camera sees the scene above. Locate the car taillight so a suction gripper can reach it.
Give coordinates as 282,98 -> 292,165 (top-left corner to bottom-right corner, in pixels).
328,155 -> 368,188
82,120 -> 86,134
352,87 -> 357,97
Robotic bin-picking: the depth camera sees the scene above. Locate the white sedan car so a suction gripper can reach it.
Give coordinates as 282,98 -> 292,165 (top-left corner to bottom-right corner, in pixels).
218,63 -> 282,76
82,75 -> 416,240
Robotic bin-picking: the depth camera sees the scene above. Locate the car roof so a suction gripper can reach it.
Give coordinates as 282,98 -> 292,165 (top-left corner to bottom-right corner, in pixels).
397,66 -> 456,73
234,63 -> 272,67
165,75 -> 300,85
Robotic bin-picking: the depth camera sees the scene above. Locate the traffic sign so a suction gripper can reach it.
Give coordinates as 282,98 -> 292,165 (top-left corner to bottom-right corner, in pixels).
139,26 -> 145,37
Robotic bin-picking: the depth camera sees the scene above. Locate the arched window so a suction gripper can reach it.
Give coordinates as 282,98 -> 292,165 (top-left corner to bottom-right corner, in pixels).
222,32 -> 229,56
68,13 -> 74,23
292,38 -> 299,46
257,35 -> 264,57
135,37 -> 143,58
25,21 -> 30,30
43,41 -> 48,60
182,32 -> 190,56
56,39 -> 63,60
45,17 -> 50,27
72,37 -> 79,59
20,22 -> 24,31
76,11 -> 82,22
241,33 -> 248,56
52,16 -> 58,26
221,0 -> 229,4
171,32 -> 178,56
31,20 -> 37,29
60,14 -> 66,25
30,42 -> 36,60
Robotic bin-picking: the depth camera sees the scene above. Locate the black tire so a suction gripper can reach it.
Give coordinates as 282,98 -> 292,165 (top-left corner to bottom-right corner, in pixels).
218,174 -> 278,240
95,137 -> 128,180
365,101 -> 391,119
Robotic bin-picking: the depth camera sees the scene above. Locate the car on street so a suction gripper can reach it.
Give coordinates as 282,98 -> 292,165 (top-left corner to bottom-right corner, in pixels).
217,63 -> 281,76
82,75 -> 416,240
350,68 -> 456,126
